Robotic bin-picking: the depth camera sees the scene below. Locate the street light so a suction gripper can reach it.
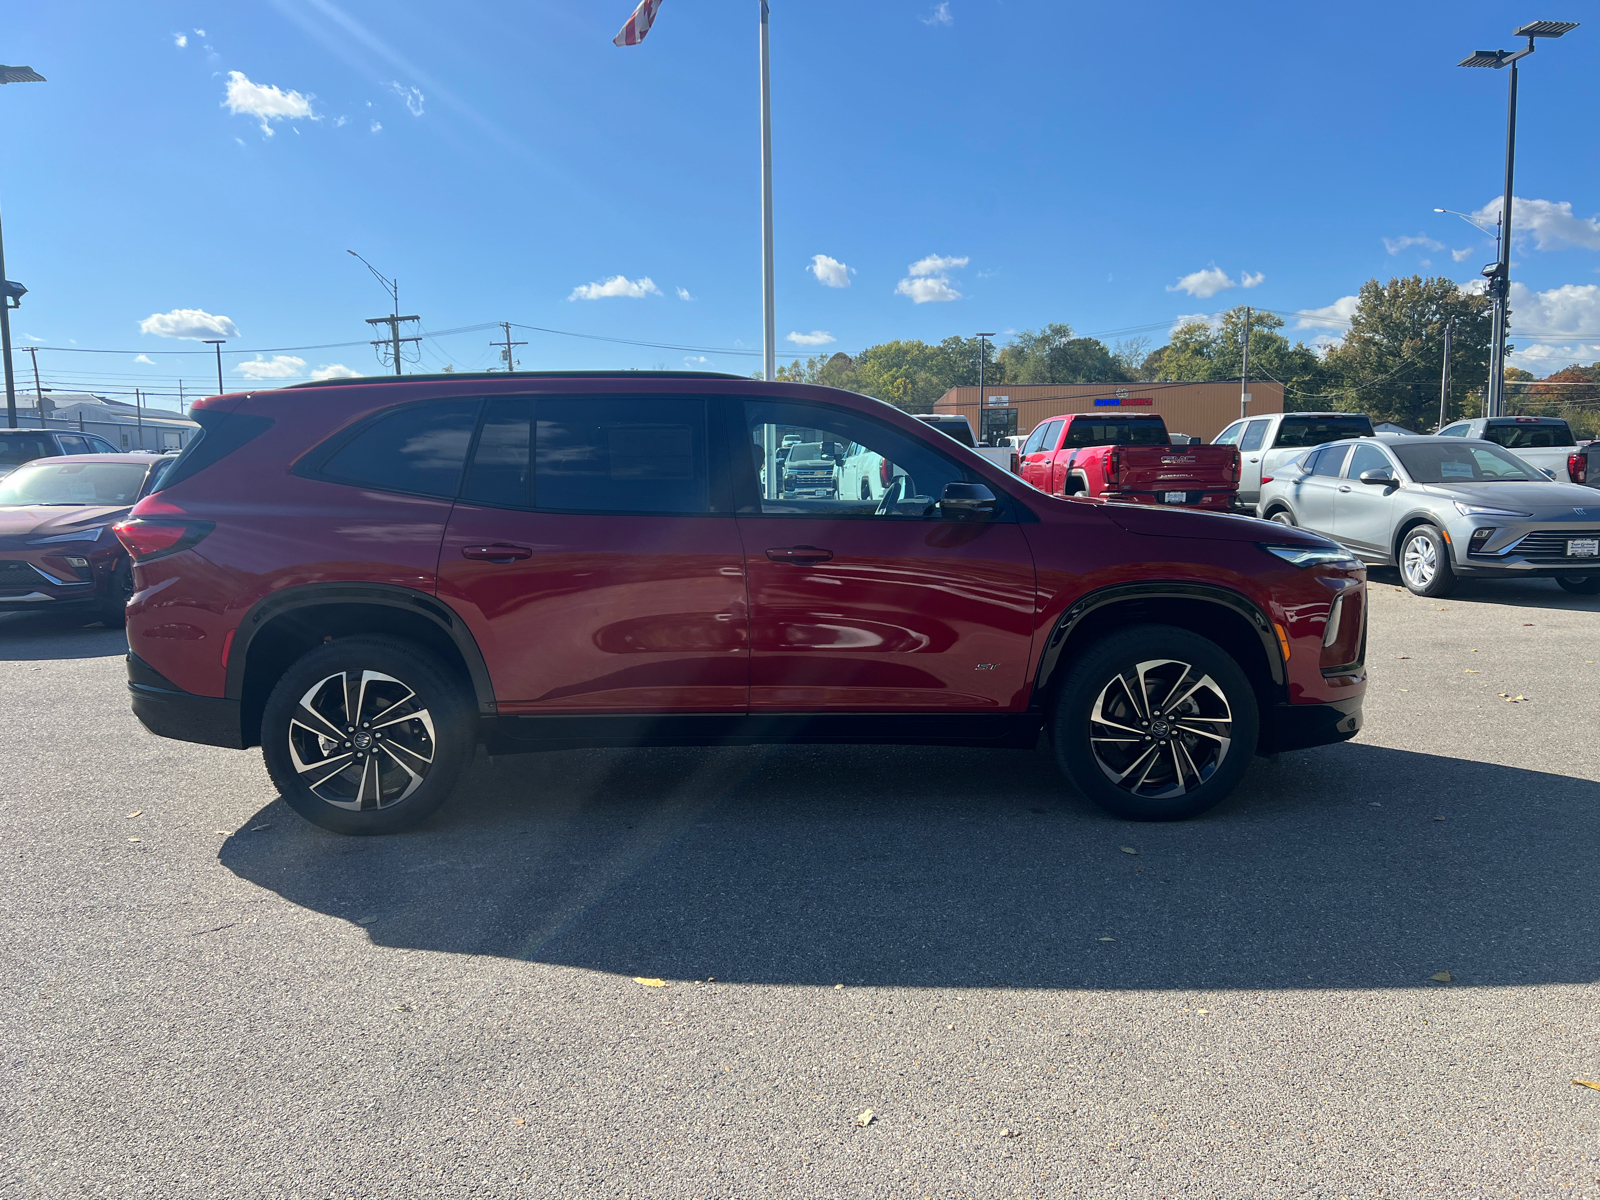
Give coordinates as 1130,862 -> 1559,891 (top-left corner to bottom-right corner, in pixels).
202,339 -> 226,396
1459,19 -> 1578,417
0,62 -> 46,429
975,333 -> 995,444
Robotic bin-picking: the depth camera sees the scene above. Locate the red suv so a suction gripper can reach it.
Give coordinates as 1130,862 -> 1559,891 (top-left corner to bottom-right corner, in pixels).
118,373 -> 1367,834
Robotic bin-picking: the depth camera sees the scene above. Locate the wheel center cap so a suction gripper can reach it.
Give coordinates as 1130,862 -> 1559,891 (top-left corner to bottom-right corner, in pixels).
352,731 -> 373,750
1149,718 -> 1171,738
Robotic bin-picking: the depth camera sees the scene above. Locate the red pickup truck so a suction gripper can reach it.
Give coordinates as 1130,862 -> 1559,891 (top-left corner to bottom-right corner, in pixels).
1018,413 -> 1240,510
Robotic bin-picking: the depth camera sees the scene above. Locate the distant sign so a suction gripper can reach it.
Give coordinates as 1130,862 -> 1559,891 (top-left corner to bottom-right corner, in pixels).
986,394 -> 1011,407
1093,397 -> 1154,407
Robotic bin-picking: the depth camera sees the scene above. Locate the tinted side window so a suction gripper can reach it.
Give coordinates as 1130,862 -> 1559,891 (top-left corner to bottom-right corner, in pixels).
1038,420 -> 1063,452
319,400 -> 478,498
1274,416 -> 1375,448
1239,420 -> 1269,452
462,398 -> 532,508
1345,442 -> 1392,478
536,397 -> 712,514
1310,446 -> 1350,477
56,435 -> 89,454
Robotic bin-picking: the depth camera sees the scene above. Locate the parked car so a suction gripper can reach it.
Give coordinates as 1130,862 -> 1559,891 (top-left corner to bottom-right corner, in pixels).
0,453 -> 173,625
119,372 -> 1366,834
0,428 -> 121,480
915,413 -> 1020,474
779,440 -> 842,498
1255,435 -> 1600,596
1017,413 -> 1240,510
1569,441 -> 1599,490
1213,412 -> 1377,509
1436,415 -> 1583,482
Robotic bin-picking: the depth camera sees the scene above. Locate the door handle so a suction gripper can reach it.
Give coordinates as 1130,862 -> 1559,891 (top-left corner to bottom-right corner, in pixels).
1338,485 -> 1352,493
1248,457 -> 1260,463
462,544 -> 533,562
765,545 -> 833,564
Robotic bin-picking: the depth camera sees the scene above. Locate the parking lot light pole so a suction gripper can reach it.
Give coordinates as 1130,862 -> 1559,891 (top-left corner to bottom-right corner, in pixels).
1459,20 -> 1579,418
976,333 -> 995,443
202,339 -> 225,396
0,64 -> 46,429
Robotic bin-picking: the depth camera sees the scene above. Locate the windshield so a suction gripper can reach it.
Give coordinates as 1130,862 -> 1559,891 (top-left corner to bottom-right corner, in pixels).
1273,415 -> 1375,448
1392,443 -> 1541,484
1063,419 -> 1169,447
918,418 -> 976,448
1482,422 -> 1576,449
0,460 -> 150,506
0,433 -> 56,468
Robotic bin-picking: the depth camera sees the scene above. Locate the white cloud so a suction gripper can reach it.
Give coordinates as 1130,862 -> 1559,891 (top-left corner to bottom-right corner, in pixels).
1168,266 -> 1234,299
1475,196 -> 1600,252
1169,312 -> 1222,336
235,355 -> 306,380
922,2 -> 953,24
676,286 -> 693,301
897,276 -> 961,303
683,355 -> 710,365
1240,271 -> 1265,289
1452,247 -> 1474,263
134,354 -> 156,365
334,115 -> 348,128
310,363 -> 361,381
1382,233 -> 1444,255
370,120 -> 382,134
908,254 -> 968,277
23,333 -> 43,343
808,254 -> 851,288
139,308 -> 240,340
194,28 -> 206,37
1293,295 -> 1360,332
569,275 -> 662,301
388,82 -> 424,116
223,71 -> 316,137
787,330 -> 836,346
173,33 -> 188,48
1509,281 -> 1600,338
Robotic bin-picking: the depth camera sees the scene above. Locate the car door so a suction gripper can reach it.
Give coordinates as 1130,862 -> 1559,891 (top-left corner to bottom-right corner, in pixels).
1234,419 -> 1272,503
435,394 -> 749,712
1332,441 -> 1401,557
1019,420 -> 1060,491
734,397 -> 1037,711
1290,444 -> 1350,535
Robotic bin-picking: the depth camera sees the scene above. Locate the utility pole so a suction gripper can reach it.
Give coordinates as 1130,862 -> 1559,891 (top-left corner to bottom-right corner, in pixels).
1438,322 -> 1453,431
759,0 -> 775,383
178,380 -> 185,416
135,388 -> 144,449
975,333 -> 995,443
25,345 -> 45,421
367,314 -> 420,376
492,322 -> 527,373
1239,306 -> 1252,419
0,208 -> 14,429
202,339 -> 225,395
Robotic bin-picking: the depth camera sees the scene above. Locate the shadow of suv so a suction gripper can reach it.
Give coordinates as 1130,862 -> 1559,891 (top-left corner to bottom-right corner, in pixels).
117,372 -> 1367,834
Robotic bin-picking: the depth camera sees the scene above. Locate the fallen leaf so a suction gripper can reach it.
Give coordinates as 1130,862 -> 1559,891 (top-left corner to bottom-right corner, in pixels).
1369,802 -> 1382,807
1430,971 -> 1453,983
1434,816 -> 1446,822
1098,937 -> 1115,942
1465,669 -> 1480,674
514,1117 -> 526,1125
1523,623 -> 1534,627
1197,1008 -> 1210,1014
249,823 -> 271,832
634,977 -> 667,988
393,1003 -> 414,1012
1470,648 -> 1479,652
1574,1079 -> 1600,1092
855,1109 -> 874,1127
1435,606 -> 1448,611
125,809 -> 143,819
1119,845 -> 1138,856
1394,655 -> 1410,659
947,1023 -> 955,1030
128,837 -> 142,843
213,830 -> 230,835
834,983 -> 843,990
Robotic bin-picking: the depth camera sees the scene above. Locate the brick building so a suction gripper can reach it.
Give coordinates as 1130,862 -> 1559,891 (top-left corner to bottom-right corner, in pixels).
933,380 -> 1285,445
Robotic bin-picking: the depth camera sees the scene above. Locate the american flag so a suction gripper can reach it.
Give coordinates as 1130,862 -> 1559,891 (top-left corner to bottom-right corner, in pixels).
613,0 -> 665,46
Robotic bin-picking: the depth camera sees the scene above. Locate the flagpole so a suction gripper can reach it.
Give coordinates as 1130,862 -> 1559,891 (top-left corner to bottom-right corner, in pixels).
759,0 -> 775,382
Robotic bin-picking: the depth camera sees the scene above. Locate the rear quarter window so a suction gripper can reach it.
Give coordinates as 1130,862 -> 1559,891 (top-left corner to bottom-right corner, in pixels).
314,400 -> 479,498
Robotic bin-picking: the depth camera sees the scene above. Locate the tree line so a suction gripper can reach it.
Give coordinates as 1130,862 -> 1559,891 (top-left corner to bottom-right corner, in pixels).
764,274 -> 1596,436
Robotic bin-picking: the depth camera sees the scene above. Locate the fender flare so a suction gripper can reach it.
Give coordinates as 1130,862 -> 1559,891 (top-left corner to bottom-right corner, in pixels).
1031,580 -> 1286,707
225,582 -> 496,714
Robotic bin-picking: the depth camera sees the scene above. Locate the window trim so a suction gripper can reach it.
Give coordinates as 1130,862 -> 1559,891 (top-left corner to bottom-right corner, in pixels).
726,395 -> 1018,523
1309,445 -> 1353,478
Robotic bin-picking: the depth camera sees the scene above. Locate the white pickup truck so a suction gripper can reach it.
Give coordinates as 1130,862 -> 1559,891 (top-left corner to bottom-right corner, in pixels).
1212,411 -> 1378,509
915,414 -> 1020,475
1436,415 -> 1587,482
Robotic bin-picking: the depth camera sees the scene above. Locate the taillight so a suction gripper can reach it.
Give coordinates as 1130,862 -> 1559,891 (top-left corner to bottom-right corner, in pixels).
1009,451 -> 1020,475
1108,447 -> 1121,480
113,519 -> 214,563
1231,449 -> 1241,482
1570,452 -> 1587,484
879,458 -> 893,488
1260,476 -> 1274,485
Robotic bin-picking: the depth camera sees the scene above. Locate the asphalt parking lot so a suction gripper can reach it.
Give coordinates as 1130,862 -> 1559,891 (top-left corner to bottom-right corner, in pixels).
4,574 -> 1600,1200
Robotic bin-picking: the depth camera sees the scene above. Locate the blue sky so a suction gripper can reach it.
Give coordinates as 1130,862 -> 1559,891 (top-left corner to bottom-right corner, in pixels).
2,0 -> 1597,405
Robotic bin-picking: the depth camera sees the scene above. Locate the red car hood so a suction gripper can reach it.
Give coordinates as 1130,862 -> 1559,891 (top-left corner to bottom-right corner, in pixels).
1099,500 -> 1330,546
0,504 -> 128,545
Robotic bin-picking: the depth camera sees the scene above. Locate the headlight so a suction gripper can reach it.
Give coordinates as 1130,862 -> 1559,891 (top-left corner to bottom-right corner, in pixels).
1261,543 -> 1363,570
1453,501 -> 1531,518
28,526 -> 107,545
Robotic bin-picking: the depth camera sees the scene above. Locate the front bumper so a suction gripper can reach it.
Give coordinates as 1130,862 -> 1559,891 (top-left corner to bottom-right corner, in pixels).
1260,695 -> 1363,755
127,652 -> 245,749
0,591 -> 103,612
1455,521 -> 1600,574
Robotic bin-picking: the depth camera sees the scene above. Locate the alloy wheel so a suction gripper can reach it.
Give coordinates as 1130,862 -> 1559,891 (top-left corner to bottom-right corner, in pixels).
1089,658 -> 1233,799
287,670 -> 437,811
1402,533 -> 1437,588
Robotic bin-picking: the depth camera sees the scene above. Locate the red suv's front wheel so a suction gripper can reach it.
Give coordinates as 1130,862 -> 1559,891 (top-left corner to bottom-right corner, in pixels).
1051,624 -> 1258,821
261,636 -> 475,834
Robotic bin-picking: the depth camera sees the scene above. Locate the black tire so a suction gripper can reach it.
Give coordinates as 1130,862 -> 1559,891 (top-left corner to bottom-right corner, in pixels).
260,636 -> 475,835
99,559 -> 133,628
1266,508 -> 1296,527
1398,525 -> 1456,597
859,477 -> 872,501
1556,575 -> 1600,595
1050,624 -> 1259,821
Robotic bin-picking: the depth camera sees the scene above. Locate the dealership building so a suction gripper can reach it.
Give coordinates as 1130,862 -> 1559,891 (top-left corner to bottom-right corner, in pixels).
933,380 -> 1285,445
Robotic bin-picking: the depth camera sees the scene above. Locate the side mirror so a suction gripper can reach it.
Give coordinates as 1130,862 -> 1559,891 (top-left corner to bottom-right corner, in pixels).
940,481 -> 998,519
1358,469 -> 1396,486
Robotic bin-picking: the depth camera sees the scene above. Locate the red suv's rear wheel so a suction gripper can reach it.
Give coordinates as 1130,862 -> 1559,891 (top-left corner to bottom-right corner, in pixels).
1051,624 -> 1258,821
260,636 -> 474,834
